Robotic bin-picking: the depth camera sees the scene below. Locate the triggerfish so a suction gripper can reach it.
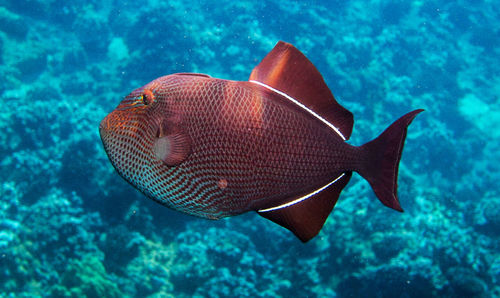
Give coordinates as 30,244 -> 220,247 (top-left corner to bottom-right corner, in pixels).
100,41 -> 423,242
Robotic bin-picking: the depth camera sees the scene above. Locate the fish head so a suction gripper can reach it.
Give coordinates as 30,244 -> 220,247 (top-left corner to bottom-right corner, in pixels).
99,76 -> 189,191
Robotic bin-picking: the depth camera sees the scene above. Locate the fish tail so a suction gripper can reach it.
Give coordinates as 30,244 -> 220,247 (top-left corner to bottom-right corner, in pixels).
358,109 -> 424,211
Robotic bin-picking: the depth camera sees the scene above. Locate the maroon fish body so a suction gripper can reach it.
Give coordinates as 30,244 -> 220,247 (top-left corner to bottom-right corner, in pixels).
100,41 -> 422,242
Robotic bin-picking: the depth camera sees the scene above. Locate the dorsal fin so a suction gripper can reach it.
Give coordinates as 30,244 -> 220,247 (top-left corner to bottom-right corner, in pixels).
249,41 -> 354,140
173,73 -> 212,78
258,172 -> 352,242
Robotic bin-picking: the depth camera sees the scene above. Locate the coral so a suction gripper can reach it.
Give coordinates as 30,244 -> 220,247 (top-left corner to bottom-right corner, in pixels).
25,189 -> 103,267
0,182 -> 104,295
50,254 -> 122,298
337,264 -> 437,297
98,225 -> 145,274
165,223 -> 293,296
124,239 -> 176,296
371,232 -> 407,261
446,267 -> 488,297
0,181 -> 37,294
0,7 -> 28,39
473,193 -> 500,236
1,0 -> 499,296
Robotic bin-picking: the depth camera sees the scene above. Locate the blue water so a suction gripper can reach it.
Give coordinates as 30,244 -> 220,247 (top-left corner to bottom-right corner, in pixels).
1,1 -> 499,297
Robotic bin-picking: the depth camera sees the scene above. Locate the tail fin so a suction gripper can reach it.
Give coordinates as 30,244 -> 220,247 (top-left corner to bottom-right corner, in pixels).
358,109 -> 423,211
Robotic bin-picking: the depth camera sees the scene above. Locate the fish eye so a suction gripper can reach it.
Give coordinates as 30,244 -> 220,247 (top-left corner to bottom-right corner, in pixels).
141,89 -> 155,106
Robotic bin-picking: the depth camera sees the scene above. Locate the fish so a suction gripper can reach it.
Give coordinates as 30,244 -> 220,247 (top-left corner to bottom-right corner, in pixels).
99,41 -> 423,242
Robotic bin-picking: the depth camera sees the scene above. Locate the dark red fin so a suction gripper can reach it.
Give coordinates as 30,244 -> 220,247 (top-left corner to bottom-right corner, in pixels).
358,109 -> 424,211
249,41 -> 354,140
258,172 -> 352,242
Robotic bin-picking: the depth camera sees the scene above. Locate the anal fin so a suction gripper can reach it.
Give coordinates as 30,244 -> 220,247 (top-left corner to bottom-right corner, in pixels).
258,172 -> 352,242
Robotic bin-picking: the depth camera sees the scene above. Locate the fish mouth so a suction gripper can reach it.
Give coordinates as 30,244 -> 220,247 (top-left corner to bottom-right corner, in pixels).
99,116 -> 113,150
99,119 -> 108,139
99,116 -> 121,171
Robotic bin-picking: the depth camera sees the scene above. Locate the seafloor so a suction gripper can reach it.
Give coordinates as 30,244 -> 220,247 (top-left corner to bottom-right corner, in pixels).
1,0 -> 499,297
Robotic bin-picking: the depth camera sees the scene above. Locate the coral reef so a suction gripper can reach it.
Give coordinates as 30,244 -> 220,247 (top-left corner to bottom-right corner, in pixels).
0,0 -> 499,296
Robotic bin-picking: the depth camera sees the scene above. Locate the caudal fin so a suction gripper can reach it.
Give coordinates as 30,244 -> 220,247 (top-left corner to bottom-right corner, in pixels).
358,109 -> 423,211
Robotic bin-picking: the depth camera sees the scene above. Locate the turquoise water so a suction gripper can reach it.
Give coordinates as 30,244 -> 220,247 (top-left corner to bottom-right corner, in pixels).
1,1 -> 499,297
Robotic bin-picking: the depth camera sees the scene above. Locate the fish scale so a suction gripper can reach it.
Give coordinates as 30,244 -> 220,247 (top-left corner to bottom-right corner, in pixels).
100,41 -> 422,241
104,76 -> 345,215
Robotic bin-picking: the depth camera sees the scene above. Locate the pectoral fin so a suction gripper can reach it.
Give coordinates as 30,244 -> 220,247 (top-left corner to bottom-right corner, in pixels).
153,131 -> 191,166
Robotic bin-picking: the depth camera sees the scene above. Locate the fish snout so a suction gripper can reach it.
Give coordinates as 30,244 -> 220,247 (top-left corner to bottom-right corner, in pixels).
99,115 -> 115,144
99,118 -> 109,138
99,111 -> 140,145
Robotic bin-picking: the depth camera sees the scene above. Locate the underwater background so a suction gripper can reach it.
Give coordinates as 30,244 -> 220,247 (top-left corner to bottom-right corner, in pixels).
1,0 -> 499,297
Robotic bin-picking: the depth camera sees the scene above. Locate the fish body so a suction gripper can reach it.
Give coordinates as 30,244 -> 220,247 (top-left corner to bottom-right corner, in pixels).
100,41 -> 422,241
